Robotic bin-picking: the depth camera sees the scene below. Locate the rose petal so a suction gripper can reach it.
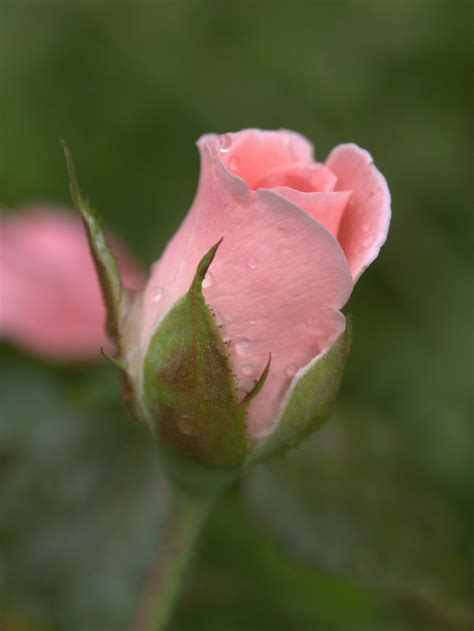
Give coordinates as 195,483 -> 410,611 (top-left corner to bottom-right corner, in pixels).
326,143 -> 391,281
213,128 -> 315,190
271,188 -> 351,239
0,207 -> 144,359
255,162 -> 337,193
144,137 -> 353,437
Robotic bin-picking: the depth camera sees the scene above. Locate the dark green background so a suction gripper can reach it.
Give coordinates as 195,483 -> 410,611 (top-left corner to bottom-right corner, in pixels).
0,1 -> 472,630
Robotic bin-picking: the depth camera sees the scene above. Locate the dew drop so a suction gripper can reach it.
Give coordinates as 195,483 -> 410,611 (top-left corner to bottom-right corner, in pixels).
152,286 -> 163,303
202,271 -> 213,288
248,256 -> 257,269
241,364 -> 253,376
235,339 -> 250,356
362,223 -> 370,233
218,133 -> 232,153
239,378 -> 255,393
363,235 -> 374,248
177,414 -> 195,436
228,155 -> 240,171
285,363 -> 298,377
223,335 -> 231,344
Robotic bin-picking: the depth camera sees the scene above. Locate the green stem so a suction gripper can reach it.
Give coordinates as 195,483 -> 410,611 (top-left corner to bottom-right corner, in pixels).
131,483 -> 215,631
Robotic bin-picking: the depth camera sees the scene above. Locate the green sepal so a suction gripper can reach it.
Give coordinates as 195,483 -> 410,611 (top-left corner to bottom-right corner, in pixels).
240,353 -> 271,408
62,141 -> 123,346
101,348 -> 126,370
142,241 -> 247,468
249,318 -> 352,463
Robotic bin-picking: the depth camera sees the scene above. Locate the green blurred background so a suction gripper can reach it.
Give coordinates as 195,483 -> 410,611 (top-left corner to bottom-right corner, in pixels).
0,1 -> 472,629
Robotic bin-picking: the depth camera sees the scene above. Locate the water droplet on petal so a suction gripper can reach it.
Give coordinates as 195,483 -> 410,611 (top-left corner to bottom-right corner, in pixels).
152,287 -> 163,303
362,223 -> 370,233
239,378 -> 255,393
218,133 -> 232,153
229,155 -> 240,171
363,235 -> 374,248
223,335 -> 231,344
224,313 -> 232,322
235,339 -> 250,356
241,364 -> 253,376
285,363 -> 298,377
178,414 -> 195,436
202,271 -> 213,288
248,256 -> 257,269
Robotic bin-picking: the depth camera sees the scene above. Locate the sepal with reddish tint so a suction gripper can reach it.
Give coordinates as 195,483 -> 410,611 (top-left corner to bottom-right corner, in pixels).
141,242 -> 249,469
63,142 -> 125,345
62,144 -> 144,418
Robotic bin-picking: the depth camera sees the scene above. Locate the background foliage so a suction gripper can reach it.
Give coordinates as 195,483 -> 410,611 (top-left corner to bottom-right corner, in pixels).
0,1 -> 472,629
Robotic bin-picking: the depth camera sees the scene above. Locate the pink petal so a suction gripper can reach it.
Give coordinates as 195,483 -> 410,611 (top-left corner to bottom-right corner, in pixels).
271,188 -> 351,239
0,207 -> 144,360
144,135 -> 353,438
213,129 -> 315,190
326,143 -> 391,281
255,162 -> 337,192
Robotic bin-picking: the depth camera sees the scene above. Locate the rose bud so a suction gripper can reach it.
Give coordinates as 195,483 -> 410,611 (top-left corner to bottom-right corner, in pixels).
63,130 -> 390,476
0,206 -> 144,360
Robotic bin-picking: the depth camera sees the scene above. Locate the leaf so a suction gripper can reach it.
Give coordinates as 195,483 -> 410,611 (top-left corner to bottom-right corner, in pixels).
142,241 -> 247,468
250,321 -> 351,462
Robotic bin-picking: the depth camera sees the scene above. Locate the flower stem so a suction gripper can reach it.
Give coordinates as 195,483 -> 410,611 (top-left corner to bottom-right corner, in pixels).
131,483 -> 215,631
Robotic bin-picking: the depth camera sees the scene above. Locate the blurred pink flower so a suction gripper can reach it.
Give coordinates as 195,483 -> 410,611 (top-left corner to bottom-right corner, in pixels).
0,206 -> 144,360
142,129 -> 391,437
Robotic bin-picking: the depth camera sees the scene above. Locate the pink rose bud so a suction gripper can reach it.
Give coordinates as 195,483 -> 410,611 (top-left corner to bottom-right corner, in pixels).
0,206 -> 144,360
63,130 -> 390,472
